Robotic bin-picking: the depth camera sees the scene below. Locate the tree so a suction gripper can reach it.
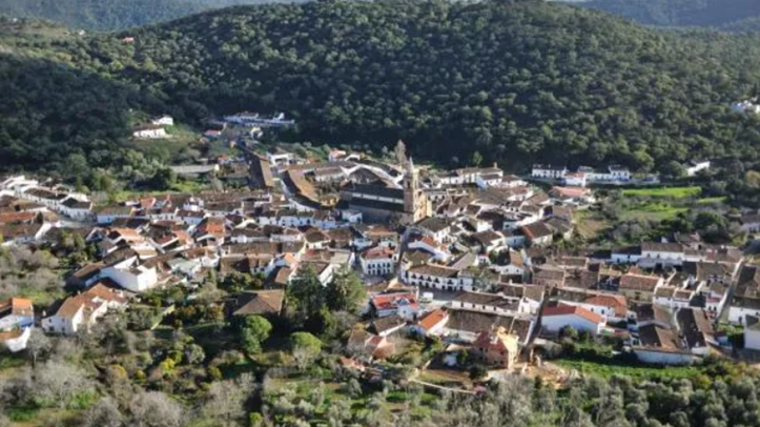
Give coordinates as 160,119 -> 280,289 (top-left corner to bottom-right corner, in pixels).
469,364 -> 488,380
84,397 -> 124,427
472,151 -> 483,167
151,168 -> 177,191
32,360 -> 94,409
184,343 -> 206,365
239,315 -> 272,355
287,267 -> 326,323
289,332 -> 322,370
326,267 -> 366,314
128,391 -> 185,427
202,374 -> 254,425
25,328 -> 51,367
394,140 -> 407,166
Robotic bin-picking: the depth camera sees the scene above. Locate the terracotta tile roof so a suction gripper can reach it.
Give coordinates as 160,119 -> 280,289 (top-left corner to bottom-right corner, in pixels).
361,247 -> 395,261
584,294 -> 628,317
0,297 -> 33,317
0,211 -> 37,224
542,305 -> 603,324
371,292 -> 418,311
233,290 -> 285,316
619,274 -> 661,292
521,222 -> 553,241
417,309 -> 448,331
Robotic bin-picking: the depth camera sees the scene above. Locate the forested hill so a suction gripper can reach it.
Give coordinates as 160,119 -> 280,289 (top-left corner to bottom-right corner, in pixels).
575,0 -> 760,30
0,0 -> 302,31
4,0 -> 760,176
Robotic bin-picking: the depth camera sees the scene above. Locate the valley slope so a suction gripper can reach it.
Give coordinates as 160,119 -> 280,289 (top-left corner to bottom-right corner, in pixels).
0,0 -> 302,31
576,0 -> 760,30
3,1 -> 760,177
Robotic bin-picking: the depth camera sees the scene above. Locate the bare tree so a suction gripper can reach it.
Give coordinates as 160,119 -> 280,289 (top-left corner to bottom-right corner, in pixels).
83,396 -> 124,427
201,374 -> 254,426
129,391 -> 186,427
394,140 -> 407,166
32,360 -> 94,409
25,328 -> 51,367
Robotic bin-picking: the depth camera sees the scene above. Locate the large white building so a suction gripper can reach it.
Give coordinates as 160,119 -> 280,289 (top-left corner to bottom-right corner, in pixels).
403,264 -> 474,292
101,257 -> 159,293
531,165 -> 567,180
42,283 -> 128,335
359,246 -> 398,277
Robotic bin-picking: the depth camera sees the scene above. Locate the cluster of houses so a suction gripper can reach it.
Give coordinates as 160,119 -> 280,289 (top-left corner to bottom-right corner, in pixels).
0,175 -> 93,247
531,160 -> 709,185
0,146 -> 752,374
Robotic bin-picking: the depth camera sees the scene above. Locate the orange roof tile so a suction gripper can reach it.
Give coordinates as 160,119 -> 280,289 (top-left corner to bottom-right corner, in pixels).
417,309 -> 448,331
543,305 -> 603,324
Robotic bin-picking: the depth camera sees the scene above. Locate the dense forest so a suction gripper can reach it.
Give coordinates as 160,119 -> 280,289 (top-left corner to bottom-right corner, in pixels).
0,0 -> 301,31
4,1 -> 760,177
575,0 -> 760,30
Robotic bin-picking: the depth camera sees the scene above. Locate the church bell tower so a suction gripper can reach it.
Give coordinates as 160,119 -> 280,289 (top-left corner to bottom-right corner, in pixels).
403,156 -> 427,223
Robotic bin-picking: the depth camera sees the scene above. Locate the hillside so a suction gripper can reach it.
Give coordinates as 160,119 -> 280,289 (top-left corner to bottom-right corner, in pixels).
3,1 -> 760,177
0,0 -> 299,31
576,0 -> 760,30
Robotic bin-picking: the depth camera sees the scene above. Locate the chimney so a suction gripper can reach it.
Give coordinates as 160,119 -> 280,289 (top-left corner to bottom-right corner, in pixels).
493,162 -> 498,169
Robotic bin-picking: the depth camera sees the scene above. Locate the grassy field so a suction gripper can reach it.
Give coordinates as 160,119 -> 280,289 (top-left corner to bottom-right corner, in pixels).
575,210 -> 611,241
555,359 -> 700,380
697,196 -> 728,204
622,186 -> 702,198
620,201 -> 689,221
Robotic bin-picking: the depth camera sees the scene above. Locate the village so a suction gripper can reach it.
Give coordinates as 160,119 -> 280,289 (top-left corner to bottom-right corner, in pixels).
1,114 -> 760,393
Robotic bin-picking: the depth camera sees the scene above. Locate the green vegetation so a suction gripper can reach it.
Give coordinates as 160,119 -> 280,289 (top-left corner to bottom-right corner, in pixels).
3,1 -> 760,181
620,200 -> 689,222
555,359 -> 701,380
0,0 -> 303,31
577,0 -> 760,30
621,186 -> 702,198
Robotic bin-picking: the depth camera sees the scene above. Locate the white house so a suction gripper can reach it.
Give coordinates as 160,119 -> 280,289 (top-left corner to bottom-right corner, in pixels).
370,292 -> 419,320
360,246 -> 398,277
410,309 -> 449,336
1,175 -> 38,191
403,264 -> 473,292
744,315 -> 760,351
407,236 -> 450,262
60,197 -> 93,220
541,305 -> 604,335
562,172 -> 587,187
0,298 -> 34,331
450,291 -> 521,316
685,160 -> 710,177
266,148 -> 294,167
727,296 -> 760,325
0,327 -> 32,353
101,257 -> 159,293
638,242 -> 686,268
42,283 -> 128,335
133,125 -> 168,139
96,205 -> 135,224
531,165 -> 567,180
151,115 -> 175,126
554,291 -> 628,323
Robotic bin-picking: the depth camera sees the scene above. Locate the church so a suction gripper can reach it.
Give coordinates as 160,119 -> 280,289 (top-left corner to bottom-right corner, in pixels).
340,157 -> 431,224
